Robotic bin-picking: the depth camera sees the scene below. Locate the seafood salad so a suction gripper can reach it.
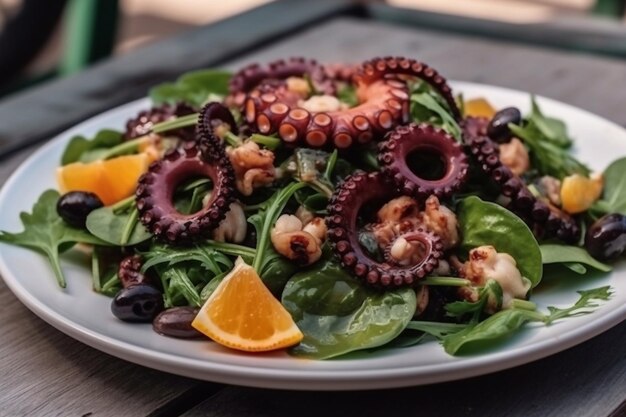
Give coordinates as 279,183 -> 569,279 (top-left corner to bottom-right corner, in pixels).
1,56 -> 625,359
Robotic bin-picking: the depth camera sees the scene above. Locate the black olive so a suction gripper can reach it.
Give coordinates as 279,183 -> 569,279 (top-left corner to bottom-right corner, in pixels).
56,191 -> 103,228
585,213 -> 626,261
487,107 -> 522,143
111,284 -> 164,322
153,307 -> 202,339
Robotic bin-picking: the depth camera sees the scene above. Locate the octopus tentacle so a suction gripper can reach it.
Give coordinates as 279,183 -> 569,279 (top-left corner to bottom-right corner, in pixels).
355,56 -> 461,121
326,172 -> 443,288
124,102 -> 196,140
196,102 -> 238,154
378,123 -> 468,201
462,117 -> 580,243
135,107 -> 237,243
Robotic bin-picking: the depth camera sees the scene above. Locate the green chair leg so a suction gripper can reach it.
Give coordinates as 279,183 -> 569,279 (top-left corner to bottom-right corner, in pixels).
592,0 -> 626,17
60,0 -> 120,75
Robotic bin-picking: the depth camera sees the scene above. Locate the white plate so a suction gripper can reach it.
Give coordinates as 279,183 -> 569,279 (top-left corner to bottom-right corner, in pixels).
0,82 -> 625,390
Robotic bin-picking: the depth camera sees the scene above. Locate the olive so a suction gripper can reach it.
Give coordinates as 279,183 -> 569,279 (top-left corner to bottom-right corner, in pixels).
111,284 -> 164,322
585,213 -> 626,261
487,107 -> 522,143
56,191 -> 103,228
153,307 -> 202,339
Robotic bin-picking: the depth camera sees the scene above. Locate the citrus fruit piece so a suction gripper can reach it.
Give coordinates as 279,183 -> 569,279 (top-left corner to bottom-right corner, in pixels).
57,153 -> 151,205
561,173 -> 603,214
192,258 -> 303,352
464,98 -> 496,119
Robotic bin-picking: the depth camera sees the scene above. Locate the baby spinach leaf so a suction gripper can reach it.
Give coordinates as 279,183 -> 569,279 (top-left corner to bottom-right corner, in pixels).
529,97 -> 572,148
0,190 -> 110,287
61,129 -> 123,165
458,196 -> 543,287
283,261 -> 416,359
86,206 -> 152,246
149,70 -> 232,108
540,244 -> 611,273
593,157 -> 626,216
259,248 -> 299,297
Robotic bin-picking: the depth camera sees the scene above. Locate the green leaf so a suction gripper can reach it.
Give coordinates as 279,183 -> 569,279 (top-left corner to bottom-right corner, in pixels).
545,286 -> 613,324
442,308 -> 544,355
405,321 -> 467,339
0,190 -> 110,287
140,242 -> 236,274
540,244 -> 611,273
594,156 -> 626,215
85,206 -> 152,246
149,70 -> 232,108
410,88 -> 461,140
61,129 -> 123,165
459,196 -> 543,287
283,261 -> 416,359
529,97 -> 572,148
445,280 -> 503,320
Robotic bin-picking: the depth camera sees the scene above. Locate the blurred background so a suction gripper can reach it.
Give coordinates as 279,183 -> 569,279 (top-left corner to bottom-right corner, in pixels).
1,0 -> 625,97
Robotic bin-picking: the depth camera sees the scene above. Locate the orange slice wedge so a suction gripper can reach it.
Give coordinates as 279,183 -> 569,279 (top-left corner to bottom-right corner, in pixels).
192,258 -> 303,352
57,153 -> 152,205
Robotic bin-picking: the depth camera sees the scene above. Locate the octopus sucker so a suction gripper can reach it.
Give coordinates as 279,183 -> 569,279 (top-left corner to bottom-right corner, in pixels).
124,102 -> 196,140
378,123 -> 469,201
230,56 -> 458,149
462,117 -> 580,243
326,172 -> 443,289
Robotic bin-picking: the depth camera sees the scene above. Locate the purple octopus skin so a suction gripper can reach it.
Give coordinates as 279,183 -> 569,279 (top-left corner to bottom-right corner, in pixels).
135,103 -> 238,243
378,123 -> 468,201
233,56 -> 460,149
326,171 -> 443,289
462,116 -> 580,243
124,102 -> 196,140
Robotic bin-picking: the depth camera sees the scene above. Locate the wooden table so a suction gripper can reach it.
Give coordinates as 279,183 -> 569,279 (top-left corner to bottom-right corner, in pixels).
1,5 -> 625,417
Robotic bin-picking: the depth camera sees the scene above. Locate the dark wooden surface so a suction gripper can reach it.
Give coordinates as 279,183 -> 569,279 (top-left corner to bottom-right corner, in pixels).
1,7 -> 626,417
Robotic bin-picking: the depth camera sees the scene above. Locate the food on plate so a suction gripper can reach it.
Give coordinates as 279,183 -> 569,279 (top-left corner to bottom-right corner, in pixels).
1,56 -> 624,358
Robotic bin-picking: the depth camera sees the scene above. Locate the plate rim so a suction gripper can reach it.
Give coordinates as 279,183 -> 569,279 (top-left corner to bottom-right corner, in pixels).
1,82 -> 625,390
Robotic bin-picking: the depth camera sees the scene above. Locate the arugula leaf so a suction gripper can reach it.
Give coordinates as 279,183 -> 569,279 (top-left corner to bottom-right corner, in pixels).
0,190 -> 109,287
61,129 -> 123,165
459,196 -> 543,287
592,156 -> 626,216
445,280 -> 503,320
149,70 -> 231,108
140,242 -> 237,274
540,244 -> 611,273
405,321 -> 467,339
508,97 -> 589,179
545,286 -> 613,324
410,82 -> 461,140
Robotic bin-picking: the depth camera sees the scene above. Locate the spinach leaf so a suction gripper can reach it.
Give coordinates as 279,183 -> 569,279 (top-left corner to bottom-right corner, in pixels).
149,70 -> 231,108
0,190 -> 110,287
540,244 -> 611,273
259,248 -> 299,297
593,157 -> 626,215
410,82 -> 461,140
283,261 -> 416,359
459,196 -> 543,287
61,129 -> 123,165
86,206 -> 152,246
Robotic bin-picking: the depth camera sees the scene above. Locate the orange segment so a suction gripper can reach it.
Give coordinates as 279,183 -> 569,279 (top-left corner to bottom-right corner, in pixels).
561,173 -> 603,214
192,258 -> 303,352
464,98 -> 496,119
57,153 -> 151,205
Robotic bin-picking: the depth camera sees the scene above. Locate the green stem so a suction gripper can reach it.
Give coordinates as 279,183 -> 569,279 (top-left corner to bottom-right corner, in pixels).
421,277 -> 470,287
323,149 -> 338,179
120,209 -> 139,246
511,299 -> 537,311
252,182 -> 308,272
406,321 -> 467,331
224,131 -> 243,147
101,273 -> 120,292
111,195 -> 135,213
100,137 -> 146,160
250,134 -> 281,150
181,178 -> 212,192
48,250 -> 67,288
91,248 -> 101,292
205,240 -> 256,259
152,113 -> 199,134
